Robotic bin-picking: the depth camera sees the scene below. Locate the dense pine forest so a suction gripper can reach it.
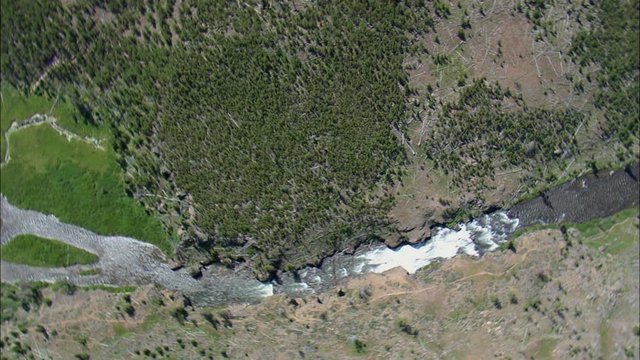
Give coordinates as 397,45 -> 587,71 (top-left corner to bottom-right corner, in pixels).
1,0 -> 419,278
1,0 -> 638,279
424,80 -> 584,189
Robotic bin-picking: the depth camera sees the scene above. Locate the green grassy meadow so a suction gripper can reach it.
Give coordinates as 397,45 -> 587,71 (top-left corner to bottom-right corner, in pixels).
1,84 -> 107,157
578,208 -> 639,255
508,207 -> 639,254
0,86 -> 173,254
0,234 -> 98,267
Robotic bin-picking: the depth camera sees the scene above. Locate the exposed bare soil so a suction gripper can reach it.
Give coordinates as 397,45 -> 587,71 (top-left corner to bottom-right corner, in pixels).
4,213 -> 637,359
386,0 -> 620,247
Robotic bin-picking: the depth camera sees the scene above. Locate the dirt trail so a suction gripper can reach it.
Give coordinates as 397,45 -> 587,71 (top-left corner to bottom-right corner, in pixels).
0,109 -> 273,305
1,113 -> 105,167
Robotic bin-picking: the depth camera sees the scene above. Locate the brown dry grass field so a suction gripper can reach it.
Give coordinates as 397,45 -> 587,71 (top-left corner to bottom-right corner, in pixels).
2,210 -> 637,359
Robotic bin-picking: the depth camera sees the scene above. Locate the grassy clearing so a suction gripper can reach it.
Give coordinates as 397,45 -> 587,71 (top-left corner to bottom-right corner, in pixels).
527,338 -> 559,360
1,84 -> 51,137
580,209 -> 639,255
1,83 -> 107,157
1,87 -> 173,253
429,54 -> 469,93
78,268 -> 101,276
112,323 -> 131,337
0,125 -> 173,253
599,321 -> 613,359
574,207 -> 638,236
1,83 -> 106,137
0,234 -> 98,267
79,285 -> 136,293
509,207 -> 639,254
47,281 -> 136,294
508,222 -> 562,240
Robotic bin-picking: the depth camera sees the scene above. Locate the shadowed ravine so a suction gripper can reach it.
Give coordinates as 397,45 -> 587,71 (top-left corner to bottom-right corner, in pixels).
1,164 -> 638,305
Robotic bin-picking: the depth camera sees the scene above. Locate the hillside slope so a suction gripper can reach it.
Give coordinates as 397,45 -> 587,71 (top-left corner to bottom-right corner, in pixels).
1,0 -> 637,279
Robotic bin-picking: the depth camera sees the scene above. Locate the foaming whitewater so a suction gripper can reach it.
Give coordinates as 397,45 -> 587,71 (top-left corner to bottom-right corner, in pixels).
360,226 -> 478,274
360,211 -> 519,274
1,195 -> 520,302
4,164 -> 636,304
256,283 -> 275,297
275,211 -> 520,295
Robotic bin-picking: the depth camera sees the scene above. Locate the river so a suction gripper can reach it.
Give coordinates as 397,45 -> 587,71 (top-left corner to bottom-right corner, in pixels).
1,164 -> 638,305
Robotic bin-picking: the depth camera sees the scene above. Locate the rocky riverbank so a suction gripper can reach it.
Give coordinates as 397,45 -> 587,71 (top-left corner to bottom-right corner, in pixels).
0,196 -> 273,306
1,164 -> 638,305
